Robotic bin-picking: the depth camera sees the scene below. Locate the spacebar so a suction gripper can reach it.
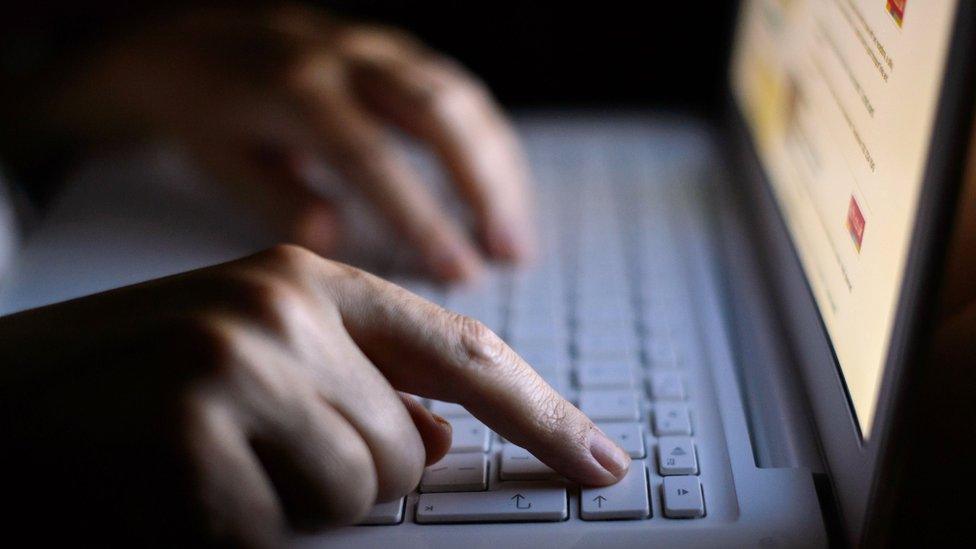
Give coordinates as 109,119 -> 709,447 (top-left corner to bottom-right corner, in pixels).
415,483 -> 568,523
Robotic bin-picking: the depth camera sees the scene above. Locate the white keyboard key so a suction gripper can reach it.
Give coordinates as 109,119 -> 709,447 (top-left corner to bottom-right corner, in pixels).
538,372 -> 570,397
641,314 -> 672,340
358,497 -> 404,525
576,332 -> 640,355
517,346 -> 570,377
500,445 -> 557,480
654,403 -> 692,436
415,483 -> 568,523
429,400 -> 470,418
580,463 -> 650,520
578,390 -> 641,421
649,372 -> 686,400
662,476 -> 705,518
449,417 -> 491,453
576,360 -> 637,389
508,313 -> 568,341
575,303 -> 633,324
596,421 -> 646,458
646,339 -> 679,367
576,317 -> 635,337
420,453 -> 488,492
657,436 -> 698,475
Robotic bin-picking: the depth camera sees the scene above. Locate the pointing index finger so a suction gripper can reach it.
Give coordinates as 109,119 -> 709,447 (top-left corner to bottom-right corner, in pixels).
320,262 -> 630,486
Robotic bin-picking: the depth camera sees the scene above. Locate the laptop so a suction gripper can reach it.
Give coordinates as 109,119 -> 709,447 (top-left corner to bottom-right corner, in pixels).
1,1 -> 973,547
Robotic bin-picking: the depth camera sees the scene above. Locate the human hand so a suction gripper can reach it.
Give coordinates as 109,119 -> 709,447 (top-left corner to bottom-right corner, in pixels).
51,4 -> 533,281
0,244 -> 628,547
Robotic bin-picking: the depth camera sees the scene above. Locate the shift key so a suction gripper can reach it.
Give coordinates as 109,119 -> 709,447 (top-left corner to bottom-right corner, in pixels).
415,483 -> 567,523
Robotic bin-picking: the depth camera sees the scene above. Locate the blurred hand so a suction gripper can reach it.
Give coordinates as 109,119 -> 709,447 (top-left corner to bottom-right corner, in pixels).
0,244 -> 629,547
53,4 -> 534,281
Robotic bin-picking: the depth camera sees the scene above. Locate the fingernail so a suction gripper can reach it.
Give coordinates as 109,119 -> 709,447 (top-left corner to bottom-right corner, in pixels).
431,413 -> 453,434
588,429 -> 631,479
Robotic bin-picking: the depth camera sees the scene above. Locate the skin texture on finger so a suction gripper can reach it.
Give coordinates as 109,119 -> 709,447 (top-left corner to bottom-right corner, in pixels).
181,396 -> 286,549
317,261 -> 631,486
399,392 -> 453,466
247,391 -> 381,531
285,58 -> 484,281
349,46 -> 536,261
197,268 -> 429,504
186,317 -> 389,531
294,315 -> 429,502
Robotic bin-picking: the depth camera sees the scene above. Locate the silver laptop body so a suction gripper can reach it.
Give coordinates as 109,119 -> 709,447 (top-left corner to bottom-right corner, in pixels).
2,2 -> 973,547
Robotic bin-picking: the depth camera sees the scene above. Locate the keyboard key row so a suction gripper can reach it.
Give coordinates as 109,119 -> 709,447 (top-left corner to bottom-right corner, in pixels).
365,468 -> 706,525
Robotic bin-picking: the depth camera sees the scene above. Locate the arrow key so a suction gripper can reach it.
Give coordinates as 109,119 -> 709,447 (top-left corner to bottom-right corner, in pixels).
580,462 -> 650,520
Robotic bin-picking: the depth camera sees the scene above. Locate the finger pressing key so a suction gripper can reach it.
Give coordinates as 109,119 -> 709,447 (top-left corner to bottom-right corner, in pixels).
321,264 -> 631,486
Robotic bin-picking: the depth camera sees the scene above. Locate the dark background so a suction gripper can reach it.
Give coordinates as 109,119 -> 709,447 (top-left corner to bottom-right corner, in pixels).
323,1 -> 740,112
3,1 -> 741,111
1,0 -> 740,202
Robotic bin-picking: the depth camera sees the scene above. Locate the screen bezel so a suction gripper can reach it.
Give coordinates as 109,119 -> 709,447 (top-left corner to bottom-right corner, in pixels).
725,3 -> 976,544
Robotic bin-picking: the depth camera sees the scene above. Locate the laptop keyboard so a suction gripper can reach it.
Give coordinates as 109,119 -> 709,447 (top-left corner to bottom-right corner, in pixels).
372,130 -> 708,526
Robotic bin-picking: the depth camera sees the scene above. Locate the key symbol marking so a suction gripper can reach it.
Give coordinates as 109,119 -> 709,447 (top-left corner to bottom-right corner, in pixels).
511,493 -> 532,510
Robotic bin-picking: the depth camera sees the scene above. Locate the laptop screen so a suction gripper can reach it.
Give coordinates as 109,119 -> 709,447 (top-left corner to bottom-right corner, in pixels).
731,0 -> 957,435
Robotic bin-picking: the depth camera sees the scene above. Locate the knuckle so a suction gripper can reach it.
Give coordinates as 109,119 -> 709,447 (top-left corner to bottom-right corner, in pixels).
233,273 -> 308,337
172,314 -> 246,376
419,79 -> 485,119
261,243 -> 319,274
454,314 -> 508,370
326,134 -> 388,170
336,23 -> 421,57
281,49 -> 341,95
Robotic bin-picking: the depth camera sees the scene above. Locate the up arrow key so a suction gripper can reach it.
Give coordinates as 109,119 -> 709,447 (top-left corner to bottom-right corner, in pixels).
580,464 -> 650,520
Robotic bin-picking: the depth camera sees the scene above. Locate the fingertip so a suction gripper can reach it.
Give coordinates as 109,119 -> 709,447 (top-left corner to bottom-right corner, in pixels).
425,414 -> 453,466
585,428 -> 632,485
398,394 -> 453,466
